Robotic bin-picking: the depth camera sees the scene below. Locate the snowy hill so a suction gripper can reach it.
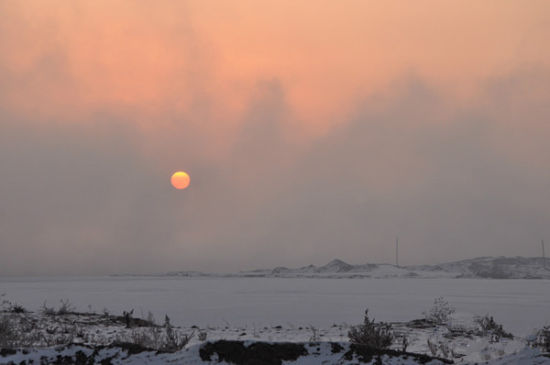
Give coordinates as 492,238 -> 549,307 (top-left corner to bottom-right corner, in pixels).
244,256 -> 550,279
422,256 -> 550,279
160,256 -> 550,279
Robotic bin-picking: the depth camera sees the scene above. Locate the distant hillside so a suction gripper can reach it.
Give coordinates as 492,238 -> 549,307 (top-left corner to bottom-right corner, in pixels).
160,256 -> 550,279
411,256 -> 550,279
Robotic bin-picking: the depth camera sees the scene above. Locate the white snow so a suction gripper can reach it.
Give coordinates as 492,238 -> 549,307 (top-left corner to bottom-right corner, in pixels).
2,275 -> 550,363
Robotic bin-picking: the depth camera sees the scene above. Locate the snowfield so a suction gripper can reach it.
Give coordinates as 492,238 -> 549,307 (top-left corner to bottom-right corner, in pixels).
1,276 -> 549,335
1,274 -> 550,364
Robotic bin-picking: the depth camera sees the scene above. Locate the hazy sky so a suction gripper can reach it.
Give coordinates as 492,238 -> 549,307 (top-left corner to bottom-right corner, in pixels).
1,1 -> 550,275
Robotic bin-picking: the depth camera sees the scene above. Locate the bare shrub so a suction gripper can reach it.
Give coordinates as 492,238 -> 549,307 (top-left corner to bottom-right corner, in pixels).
424,297 -> 455,325
427,338 -> 438,356
0,293 -> 8,311
46,332 -> 74,346
308,325 -> 320,342
129,327 -> 162,349
439,341 -> 450,358
161,315 -> 193,352
115,308 -> 156,328
474,314 -> 513,341
147,311 -> 156,325
198,331 -> 208,341
122,317 -> 194,353
427,337 -> 458,359
0,314 -> 41,348
57,299 -> 75,315
400,335 -> 409,352
9,304 -> 26,313
348,309 -> 394,350
534,326 -> 550,352
1,294 -> 27,314
41,301 -> 56,316
123,309 -> 134,328
41,299 -> 75,316
0,315 -> 15,347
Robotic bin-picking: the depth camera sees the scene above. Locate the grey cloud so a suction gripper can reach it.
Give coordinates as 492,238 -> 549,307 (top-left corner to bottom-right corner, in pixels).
1,69 -> 550,275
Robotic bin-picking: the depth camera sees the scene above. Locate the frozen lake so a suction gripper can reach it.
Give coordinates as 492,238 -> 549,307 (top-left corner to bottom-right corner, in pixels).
1,276 -> 549,336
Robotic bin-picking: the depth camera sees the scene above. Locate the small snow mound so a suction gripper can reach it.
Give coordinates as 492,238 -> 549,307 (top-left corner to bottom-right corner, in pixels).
317,259 -> 354,273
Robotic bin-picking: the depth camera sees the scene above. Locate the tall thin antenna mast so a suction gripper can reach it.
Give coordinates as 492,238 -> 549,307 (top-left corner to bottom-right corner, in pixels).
395,237 -> 399,267
542,240 -> 546,268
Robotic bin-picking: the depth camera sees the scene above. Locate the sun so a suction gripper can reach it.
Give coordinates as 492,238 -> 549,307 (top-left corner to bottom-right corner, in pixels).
171,171 -> 190,190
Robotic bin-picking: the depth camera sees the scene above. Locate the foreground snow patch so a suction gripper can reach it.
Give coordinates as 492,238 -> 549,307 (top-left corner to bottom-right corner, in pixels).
1,341 -> 549,365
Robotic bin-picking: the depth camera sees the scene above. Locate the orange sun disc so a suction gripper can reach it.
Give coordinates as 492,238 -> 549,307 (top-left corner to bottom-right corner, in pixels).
171,171 -> 190,189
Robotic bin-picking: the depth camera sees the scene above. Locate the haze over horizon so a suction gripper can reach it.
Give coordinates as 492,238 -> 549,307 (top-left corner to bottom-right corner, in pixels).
1,1 -> 550,276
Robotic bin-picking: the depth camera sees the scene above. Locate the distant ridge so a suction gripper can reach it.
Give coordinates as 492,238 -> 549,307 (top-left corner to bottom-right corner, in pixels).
148,256 -> 550,279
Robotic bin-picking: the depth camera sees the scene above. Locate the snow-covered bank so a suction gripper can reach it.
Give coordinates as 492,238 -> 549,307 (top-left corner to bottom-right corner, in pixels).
3,342 -> 550,365
0,342 -> 452,365
1,303 -> 549,364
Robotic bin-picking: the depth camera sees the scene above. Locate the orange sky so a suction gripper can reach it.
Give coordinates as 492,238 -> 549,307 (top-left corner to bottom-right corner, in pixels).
2,1 -> 549,131
2,1 -> 550,274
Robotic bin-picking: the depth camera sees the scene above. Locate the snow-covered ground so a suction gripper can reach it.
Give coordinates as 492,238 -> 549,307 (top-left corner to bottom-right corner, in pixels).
0,309 -> 548,364
4,342 -> 549,365
1,276 -> 550,364
1,276 -> 549,336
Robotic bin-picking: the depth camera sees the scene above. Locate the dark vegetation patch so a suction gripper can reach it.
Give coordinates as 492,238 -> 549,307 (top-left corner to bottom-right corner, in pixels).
534,326 -> 550,353
444,327 -> 475,340
109,341 -> 154,355
348,310 -> 393,349
74,312 -> 155,328
344,343 -> 454,364
407,318 -> 436,329
0,348 -> 17,356
199,340 -> 308,365
199,340 -> 454,365
40,350 -> 98,365
0,343 -> 154,365
39,303 -> 155,329
474,315 -> 513,341
331,342 -> 344,353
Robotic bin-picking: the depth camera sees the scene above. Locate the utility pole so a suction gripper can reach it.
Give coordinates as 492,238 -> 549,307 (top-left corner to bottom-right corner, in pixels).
395,237 -> 399,267
542,240 -> 546,268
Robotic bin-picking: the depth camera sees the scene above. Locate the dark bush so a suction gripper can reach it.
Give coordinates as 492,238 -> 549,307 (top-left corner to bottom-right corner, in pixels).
348,310 -> 394,350
41,299 -> 75,316
200,340 -> 307,365
423,297 -> 455,325
1,295 -> 27,314
0,315 -> 14,347
9,304 -> 26,314
474,315 -> 513,341
535,326 -> 550,352
160,315 -> 193,352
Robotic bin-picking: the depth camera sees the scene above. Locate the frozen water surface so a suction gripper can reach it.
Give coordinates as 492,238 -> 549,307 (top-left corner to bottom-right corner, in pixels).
1,276 -> 549,335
